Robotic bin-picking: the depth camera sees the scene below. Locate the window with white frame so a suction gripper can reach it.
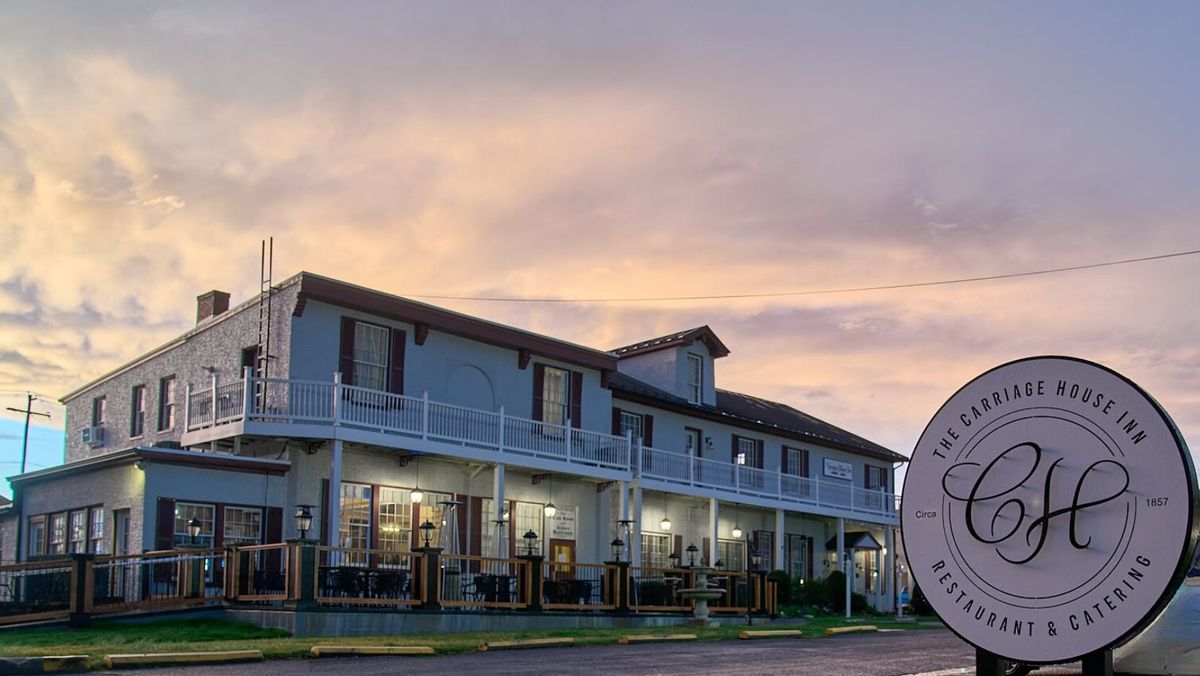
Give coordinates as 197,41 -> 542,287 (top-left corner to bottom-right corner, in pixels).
784,447 -> 809,476
69,510 -> 86,553
541,366 -> 570,426
158,376 -> 176,431
378,486 -> 413,566
339,483 -> 372,563
174,502 -> 215,547
89,509 -> 105,554
619,412 -> 644,444
352,321 -> 390,391
686,354 -> 703,404
28,516 -> 46,557
514,501 -> 543,553
92,396 -> 106,426
481,498 -> 510,558
48,513 -> 66,555
416,491 -> 454,549
735,436 -> 762,467
754,531 -> 774,571
718,539 -> 745,571
640,532 -> 671,569
787,534 -> 809,582
130,385 -> 146,437
223,506 -> 263,546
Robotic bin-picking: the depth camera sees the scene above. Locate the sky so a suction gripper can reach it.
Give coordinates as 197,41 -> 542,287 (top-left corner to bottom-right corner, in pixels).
2,1 -> 1199,495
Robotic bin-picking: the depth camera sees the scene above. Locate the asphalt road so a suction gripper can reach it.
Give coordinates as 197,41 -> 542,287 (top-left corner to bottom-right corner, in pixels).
105,628 -> 1091,676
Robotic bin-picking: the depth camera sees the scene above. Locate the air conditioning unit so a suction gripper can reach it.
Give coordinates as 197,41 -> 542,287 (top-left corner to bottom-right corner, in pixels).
82,426 -> 106,448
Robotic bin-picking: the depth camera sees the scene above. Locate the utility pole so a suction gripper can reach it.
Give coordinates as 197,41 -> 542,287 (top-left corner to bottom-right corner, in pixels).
6,393 -> 51,474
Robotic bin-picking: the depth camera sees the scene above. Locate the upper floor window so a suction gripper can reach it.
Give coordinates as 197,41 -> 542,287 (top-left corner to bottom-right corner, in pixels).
130,385 -> 146,437
613,408 -> 654,447
733,435 -> 763,468
685,354 -> 703,404
533,364 -> 581,428
783,446 -> 809,477
158,376 -> 176,431
92,396 -> 106,426
339,317 -> 405,394
865,465 -> 888,492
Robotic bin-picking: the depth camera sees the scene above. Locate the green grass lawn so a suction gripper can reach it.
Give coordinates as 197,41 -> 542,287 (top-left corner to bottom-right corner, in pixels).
0,615 -> 941,667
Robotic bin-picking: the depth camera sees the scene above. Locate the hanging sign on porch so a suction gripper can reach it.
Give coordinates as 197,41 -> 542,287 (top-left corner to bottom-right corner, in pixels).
902,356 -> 1197,665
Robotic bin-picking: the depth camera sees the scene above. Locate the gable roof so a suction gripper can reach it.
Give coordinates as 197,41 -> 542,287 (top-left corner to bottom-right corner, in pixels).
611,326 -> 731,359
610,372 -> 905,463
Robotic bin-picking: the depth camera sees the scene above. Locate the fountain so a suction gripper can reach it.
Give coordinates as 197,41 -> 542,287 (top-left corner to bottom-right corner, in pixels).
679,567 -> 725,628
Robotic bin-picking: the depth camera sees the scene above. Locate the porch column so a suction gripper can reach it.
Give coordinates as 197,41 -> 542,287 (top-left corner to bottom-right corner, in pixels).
886,527 -> 896,614
774,509 -> 785,573
631,480 -> 643,566
619,481 -> 629,522
708,498 -> 719,566
493,463 -> 506,558
837,516 -> 849,619
327,440 -> 343,546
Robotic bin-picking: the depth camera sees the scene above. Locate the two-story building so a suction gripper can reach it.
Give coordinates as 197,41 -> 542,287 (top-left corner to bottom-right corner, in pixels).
4,272 -> 904,609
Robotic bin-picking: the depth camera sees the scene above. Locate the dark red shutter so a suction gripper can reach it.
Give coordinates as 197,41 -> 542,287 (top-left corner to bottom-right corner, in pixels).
702,537 -> 711,566
611,407 -> 622,435
213,505 -> 225,548
508,500 -> 518,557
865,466 -> 871,489
806,536 -> 814,581
369,486 -> 381,552
339,317 -> 356,385
731,434 -> 739,463
532,364 -> 546,421
881,468 -> 887,492
569,371 -> 582,429
642,414 -> 654,447
155,499 -> 176,551
801,450 -> 809,478
456,494 -> 469,554
266,507 -> 283,544
388,330 -> 406,395
672,534 -> 683,562
781,447 -> 790,474
755,439 -> 764,469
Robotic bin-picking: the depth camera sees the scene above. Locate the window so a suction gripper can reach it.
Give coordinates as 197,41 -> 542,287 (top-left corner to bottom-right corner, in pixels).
686,354 -> 703,404
158,376 -> 176,431
89,509 -> 105,554
378,487 -> 413,566
717,539 -> 745,572
339,483 -> 372,564
69,510 -> 87,553
339,317 -> 405,394
481,498 -> 510,558
352,322 -> 389,391
684,428 -> 702,456
92,397 -> 106,426
618,411 -> 643,443
787,534 -> 811,582
223,506 -> 263,546
734,435 -> 763,468
28,516 -> 46,557
514,501 -> 544,554
783,447 -> 809,476
754,531 -> 774,571
130,385 -> 146,437
541,366 -> 570,426
416,491 -> 455,550
174,502 -> 215,547
48,513 -> 66,555
865,465 -> 887,491
641,532 -> 670,569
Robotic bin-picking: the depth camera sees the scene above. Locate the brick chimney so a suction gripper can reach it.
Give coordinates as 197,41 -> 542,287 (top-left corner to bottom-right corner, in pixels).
196,290 -> 231,324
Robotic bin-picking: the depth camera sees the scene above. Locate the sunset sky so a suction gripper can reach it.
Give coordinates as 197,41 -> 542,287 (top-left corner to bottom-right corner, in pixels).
2,2 -> 1198,491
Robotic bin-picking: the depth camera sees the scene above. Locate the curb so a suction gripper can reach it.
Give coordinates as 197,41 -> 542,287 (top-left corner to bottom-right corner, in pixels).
618,634 -> 697,644
102,650 -> 263,669
824,625 -> 878,636
739,629 -> 804,640
0,656 -> 90,675
479,638 -> 575,651
310,646 -> 434,657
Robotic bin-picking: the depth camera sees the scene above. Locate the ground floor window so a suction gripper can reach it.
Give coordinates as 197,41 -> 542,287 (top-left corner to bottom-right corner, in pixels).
513,501 -> 543,554
48,513 -> 66,555
641,532 -> 670,569
174,502 -> 216,547
717,539 -> 745,571
377,486 -> 413,566
222,506 -> 263,546
786,534 -> 811,582
481,498 -> 510,558
339,483 -> 372,562
89,508 -> 105,554
27,516 -> 45,557
69,510 -> 87,553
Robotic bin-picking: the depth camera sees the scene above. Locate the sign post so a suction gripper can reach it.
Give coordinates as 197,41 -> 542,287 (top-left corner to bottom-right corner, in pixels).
903,357 -> 1197,674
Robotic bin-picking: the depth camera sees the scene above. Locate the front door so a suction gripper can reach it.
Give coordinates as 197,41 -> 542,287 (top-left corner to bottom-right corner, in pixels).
549,539 -> 575,578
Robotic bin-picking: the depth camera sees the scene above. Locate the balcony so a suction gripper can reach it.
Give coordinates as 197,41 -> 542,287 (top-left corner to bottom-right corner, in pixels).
183,373 -> 897,523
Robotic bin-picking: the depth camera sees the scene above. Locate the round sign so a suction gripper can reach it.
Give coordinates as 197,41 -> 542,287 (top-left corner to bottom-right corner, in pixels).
903,356 -> 1198,664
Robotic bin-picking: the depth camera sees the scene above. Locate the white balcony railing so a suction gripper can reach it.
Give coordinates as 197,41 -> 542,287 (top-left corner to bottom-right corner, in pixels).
639,445 -> 897,518
185,371 -> 897,519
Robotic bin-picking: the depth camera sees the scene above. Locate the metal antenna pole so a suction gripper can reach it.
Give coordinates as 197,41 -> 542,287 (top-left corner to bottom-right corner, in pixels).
6,393 -> 52,474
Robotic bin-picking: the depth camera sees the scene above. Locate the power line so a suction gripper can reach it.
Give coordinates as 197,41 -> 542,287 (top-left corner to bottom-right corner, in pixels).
403,248 -> 1200,304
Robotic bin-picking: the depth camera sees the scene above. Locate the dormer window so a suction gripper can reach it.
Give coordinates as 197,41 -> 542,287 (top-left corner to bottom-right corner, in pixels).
686,354 -> 703,404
